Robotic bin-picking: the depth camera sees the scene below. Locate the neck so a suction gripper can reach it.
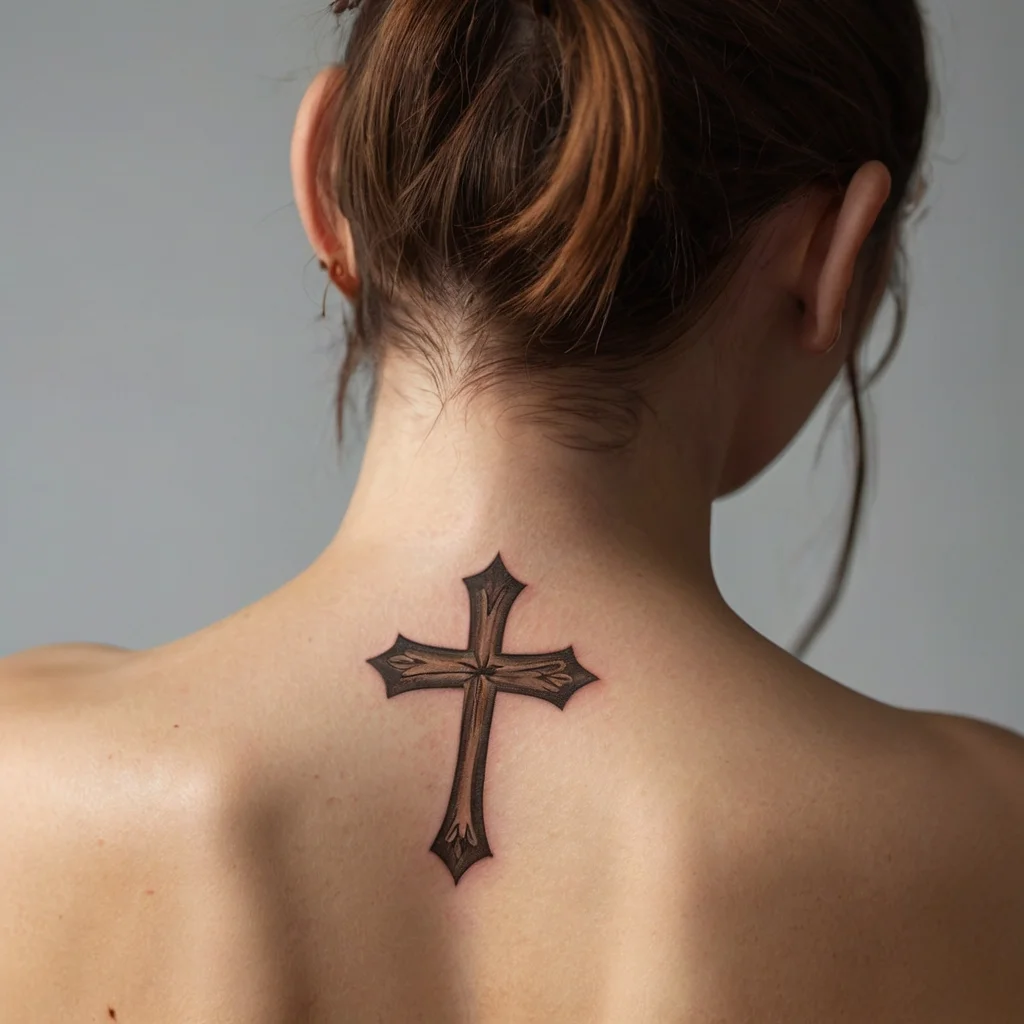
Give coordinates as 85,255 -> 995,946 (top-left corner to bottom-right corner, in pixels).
323,357 -> 726,601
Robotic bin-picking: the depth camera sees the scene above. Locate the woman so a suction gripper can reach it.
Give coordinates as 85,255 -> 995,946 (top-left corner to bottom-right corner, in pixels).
1,0 -> 1021,1020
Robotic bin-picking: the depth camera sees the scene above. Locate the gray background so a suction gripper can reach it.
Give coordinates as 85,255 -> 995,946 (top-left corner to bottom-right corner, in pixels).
1,1 -> 1020,728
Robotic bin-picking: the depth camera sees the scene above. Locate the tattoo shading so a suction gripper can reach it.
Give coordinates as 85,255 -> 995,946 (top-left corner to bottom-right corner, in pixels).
367,554 -> 598,883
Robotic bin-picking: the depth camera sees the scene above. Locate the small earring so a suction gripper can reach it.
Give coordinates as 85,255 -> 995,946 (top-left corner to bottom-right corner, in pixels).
321,257 -> 348,288
319,256 -> 355,315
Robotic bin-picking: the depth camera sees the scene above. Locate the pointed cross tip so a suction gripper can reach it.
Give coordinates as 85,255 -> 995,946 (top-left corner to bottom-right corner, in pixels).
478,552 -> 510,575
462,552 -> 525,591
488,553 -> 522,587
432,842 -> 493,884
568,645 -> 600,685
366,634 -> 405,666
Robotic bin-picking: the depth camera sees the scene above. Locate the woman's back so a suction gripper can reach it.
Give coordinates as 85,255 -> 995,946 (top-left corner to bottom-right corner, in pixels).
2,546 -> 1022,1022
4,0 -> 1023,1017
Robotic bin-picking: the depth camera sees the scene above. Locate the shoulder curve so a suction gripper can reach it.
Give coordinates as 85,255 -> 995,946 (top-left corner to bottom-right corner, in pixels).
919,709 -> 1024,776
0,644 -> 138,715
914,708 -> 1024,854
912,711 -> 1024,1010
0,642 -> 135,678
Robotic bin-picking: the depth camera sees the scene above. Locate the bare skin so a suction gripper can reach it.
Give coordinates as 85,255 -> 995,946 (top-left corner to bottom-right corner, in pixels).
3,60 -> 1023,1023
1,551 -> 1023,1023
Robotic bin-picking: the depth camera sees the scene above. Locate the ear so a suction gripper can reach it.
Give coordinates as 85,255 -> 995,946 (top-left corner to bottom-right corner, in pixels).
291,65 -> 360,298
796,161 -> 893,354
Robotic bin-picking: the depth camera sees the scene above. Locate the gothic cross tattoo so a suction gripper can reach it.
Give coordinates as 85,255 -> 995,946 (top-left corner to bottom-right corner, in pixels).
367,554 -> 598,883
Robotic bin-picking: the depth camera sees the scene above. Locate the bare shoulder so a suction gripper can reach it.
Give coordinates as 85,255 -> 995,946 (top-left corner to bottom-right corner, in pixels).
681,645 -> 1024,1018
838,702 -> 1024,889
900,708 -> 1024,890
922,705 -> 1024,759
0,640 -> 135,689
0,641 -> 291,1020
895,708 -> 1024,1013
914,708 -> 1024,824
0,640 -> 205,827
916,710 -> 1024,893
0,640 -> 136,669
0,639 -> 232,807
0,635 -> 280,825
0,646 -> 134,742
0,639 -> 251,869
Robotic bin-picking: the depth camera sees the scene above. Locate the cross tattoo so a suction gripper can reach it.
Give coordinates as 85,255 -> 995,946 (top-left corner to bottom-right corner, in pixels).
367,554 -> 599,883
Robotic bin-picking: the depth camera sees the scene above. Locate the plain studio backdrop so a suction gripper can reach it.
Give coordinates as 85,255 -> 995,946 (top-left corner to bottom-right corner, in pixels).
0,1 -> 1020,728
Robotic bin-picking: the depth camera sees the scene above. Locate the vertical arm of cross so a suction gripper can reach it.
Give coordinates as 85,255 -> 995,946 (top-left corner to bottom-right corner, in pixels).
424,555 -> 524,882
463,555 -> 526,667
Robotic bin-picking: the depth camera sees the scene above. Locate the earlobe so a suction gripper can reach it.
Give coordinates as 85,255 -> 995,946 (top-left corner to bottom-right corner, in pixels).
323,221 -> 361,297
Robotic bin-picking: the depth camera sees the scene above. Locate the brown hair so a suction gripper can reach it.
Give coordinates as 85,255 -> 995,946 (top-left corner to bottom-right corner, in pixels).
317,0 -> 931,656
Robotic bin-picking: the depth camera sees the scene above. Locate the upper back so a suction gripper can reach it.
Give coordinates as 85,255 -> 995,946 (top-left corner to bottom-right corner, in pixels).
1,605 -> 1023,1023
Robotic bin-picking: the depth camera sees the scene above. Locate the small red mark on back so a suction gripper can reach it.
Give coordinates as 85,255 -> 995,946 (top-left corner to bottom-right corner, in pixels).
144,889 -> 155,896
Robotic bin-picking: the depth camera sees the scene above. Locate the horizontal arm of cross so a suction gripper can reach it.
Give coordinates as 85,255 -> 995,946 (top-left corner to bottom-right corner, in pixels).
488,647 -> 598,710
368,635 -> 477,699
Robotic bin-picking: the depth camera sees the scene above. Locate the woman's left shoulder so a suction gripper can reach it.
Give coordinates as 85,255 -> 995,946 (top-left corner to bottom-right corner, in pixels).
0,641 -> 135,683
